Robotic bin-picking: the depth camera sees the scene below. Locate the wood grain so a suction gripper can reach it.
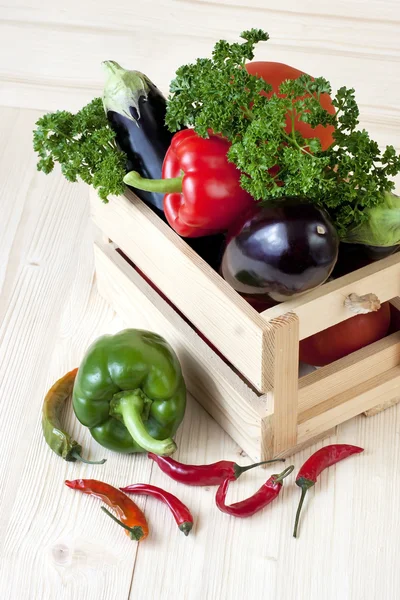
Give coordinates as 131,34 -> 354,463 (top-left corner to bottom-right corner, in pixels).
1,1 -> 400,592
298,331 -> 400,416
266,313 -> 299,456
1,1 -> 400,138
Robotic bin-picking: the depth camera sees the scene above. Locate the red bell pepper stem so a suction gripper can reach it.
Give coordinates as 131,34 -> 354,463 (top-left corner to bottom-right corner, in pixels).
293,444 -> 364,538
121,483 -> 194,536
124,171 -> 183,194
216,465 -> 294,518
127,129 -> 256,238
148,452 -> 285,486
65,479 -> 149,541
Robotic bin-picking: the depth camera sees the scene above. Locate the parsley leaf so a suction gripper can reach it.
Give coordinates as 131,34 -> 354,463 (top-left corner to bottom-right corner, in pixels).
166,29 -> 400,237
33,97 -> 126,202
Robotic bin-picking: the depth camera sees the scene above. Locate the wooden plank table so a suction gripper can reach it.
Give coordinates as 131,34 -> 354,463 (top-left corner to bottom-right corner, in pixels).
1,108 -> 400,600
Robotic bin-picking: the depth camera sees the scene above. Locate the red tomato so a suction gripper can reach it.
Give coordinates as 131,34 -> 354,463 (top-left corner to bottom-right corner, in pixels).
299,302 -> 391,366
245,62 -> 335,151
390,303 -> 400,333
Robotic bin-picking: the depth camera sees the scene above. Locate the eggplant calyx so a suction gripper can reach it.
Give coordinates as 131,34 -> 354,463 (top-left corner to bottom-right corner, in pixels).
102,60 -> 151,123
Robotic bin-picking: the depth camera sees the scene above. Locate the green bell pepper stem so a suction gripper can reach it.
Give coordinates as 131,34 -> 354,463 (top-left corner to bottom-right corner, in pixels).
111,390 -> 177,456
124,170 -> 183,194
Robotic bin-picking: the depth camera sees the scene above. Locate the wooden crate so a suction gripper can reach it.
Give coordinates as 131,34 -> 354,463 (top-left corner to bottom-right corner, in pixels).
91,189 -> 400,461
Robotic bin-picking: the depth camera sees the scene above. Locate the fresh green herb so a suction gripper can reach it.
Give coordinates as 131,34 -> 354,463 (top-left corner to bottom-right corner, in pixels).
166,29 -> 400,238
33,97 -> 126,202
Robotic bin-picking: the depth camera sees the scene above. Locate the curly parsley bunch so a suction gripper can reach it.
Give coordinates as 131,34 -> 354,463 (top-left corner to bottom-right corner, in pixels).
166,29 -> 400,239
33,98 -> 126,202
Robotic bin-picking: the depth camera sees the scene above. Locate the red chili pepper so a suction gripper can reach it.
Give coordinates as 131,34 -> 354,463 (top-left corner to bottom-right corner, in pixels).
121,483 -> 194,536
124,129 -> 255,237
293,444 -> 364,538
216,465 -> 294,517
148,452 -> 285,486
65,479 -> 149,541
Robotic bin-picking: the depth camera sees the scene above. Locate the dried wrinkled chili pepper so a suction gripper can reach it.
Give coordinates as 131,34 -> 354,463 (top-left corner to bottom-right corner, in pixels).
121,483 -> 194,536
42,369 -> 106,464
65,479 -> 149,541
293,444 -> 364,538
215,465 -> 294,517
148,452 -> 285,486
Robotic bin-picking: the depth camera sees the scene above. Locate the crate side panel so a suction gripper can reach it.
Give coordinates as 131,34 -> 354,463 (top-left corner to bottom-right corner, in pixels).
298,331 -> 400,418
297,366 -> 400,444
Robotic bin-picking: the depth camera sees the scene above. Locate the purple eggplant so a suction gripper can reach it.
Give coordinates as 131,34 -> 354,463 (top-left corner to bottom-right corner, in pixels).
102,60 -> 226,271
221,199 -> 339,302
102,61 -> 173,214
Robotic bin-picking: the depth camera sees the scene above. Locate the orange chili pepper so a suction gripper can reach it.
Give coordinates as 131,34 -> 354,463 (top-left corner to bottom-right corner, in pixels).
65,479 -> 149,541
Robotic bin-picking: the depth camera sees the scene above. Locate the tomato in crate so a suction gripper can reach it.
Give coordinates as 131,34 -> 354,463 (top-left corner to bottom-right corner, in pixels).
299,302 -> 391,367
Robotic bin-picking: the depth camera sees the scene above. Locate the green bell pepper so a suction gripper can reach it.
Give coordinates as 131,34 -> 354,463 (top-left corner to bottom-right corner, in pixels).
72,329 -> 186,456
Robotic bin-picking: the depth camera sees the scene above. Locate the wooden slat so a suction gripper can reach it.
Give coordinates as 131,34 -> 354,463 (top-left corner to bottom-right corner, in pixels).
297,366 -> 400,444
5,0 -> 400,29
184,0 -> 400,22
91,189 -> 273,392
264,313 -> 299,456
1,6 -> 400,120
262,252 -> 400,339
94,239 -> 269,461
298,331 -> 400,418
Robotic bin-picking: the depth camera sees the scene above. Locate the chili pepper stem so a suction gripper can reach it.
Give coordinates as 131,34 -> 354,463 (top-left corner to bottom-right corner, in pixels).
234,458 -> 285,479
101,507 -> 144,541
293,478 -> 316,538
124,171 -> 183,194
70,449 -> 107,465
110,390 -> 177,456
273,465 -> 295,484
179,521 -> 193,536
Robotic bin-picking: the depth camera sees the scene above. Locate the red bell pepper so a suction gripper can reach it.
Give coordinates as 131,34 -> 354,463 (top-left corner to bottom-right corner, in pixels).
124,129 -> 255,238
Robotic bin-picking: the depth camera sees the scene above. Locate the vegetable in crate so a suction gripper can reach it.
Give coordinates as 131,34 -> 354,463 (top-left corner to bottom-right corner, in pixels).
245,61 -> 335,151
166,29 -> 400,247
72,329 -> 186,456
33,98 -> 126,202
299,296 -> 391,366
124,129 -> 255,237
221,200 -> 339,302
102,61 -> 174,213
332,242 -> 399,279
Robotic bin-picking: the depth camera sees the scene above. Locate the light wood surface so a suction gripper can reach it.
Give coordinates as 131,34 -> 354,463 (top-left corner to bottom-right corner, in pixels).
1,107 -> 400,600
2,2 -> 400,596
